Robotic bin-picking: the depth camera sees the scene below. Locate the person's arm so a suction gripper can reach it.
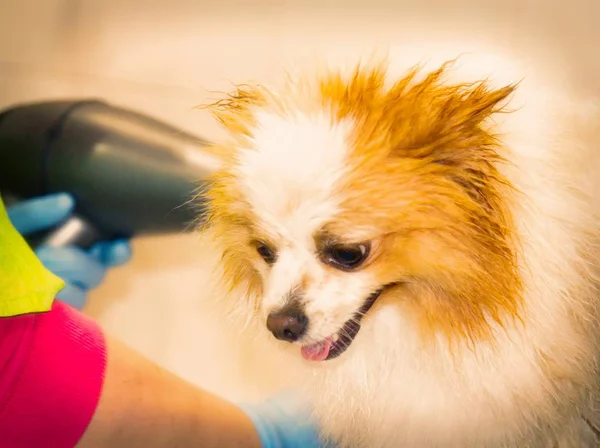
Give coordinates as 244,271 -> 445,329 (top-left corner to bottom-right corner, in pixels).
80,333 -> 261,448
84,335 -> 324,448
0,299 -> 261,448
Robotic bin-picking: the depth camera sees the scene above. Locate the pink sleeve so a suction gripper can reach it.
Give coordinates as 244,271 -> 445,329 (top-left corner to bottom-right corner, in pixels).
0,300 -> 107,448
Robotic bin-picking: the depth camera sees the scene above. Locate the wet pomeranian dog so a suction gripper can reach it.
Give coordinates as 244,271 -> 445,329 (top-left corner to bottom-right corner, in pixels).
199,43 -> 600,447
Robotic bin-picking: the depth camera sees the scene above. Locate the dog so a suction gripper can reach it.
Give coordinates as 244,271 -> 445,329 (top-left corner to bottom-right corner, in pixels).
199,44 -> 600,447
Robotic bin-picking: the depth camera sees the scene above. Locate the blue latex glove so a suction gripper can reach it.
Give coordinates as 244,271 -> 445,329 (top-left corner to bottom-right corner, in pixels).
7,193 -> 132,309
239,392 -> 331,448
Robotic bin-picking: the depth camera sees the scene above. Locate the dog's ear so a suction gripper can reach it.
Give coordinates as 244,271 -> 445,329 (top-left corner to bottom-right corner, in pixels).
319,64 -> 388,119
385,64 -> 516,165
380,65 -> 517,212
318,61 -> 516,167
204,85 -> 267,137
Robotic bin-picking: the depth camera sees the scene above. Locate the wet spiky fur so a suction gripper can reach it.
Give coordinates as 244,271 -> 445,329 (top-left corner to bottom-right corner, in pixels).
199,48 -> 600,448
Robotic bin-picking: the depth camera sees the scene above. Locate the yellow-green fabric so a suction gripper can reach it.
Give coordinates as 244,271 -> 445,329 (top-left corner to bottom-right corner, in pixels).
0,194 -> 64,317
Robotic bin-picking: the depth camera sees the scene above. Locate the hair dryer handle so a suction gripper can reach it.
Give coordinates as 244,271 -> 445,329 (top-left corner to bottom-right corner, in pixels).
34,215 -> 102,249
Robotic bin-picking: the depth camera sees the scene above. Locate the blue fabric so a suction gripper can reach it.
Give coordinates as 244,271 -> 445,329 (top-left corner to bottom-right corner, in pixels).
239,392 -> 329,448
7,193 -> 132,309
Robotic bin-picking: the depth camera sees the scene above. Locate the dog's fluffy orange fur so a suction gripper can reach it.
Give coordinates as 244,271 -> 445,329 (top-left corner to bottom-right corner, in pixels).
200,47 -> 600,447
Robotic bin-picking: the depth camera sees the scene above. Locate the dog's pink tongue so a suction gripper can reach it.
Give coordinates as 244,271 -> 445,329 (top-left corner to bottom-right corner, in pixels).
301,338 -> 332,361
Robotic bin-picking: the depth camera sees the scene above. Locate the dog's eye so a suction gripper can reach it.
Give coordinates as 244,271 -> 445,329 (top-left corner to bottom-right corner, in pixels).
322,243 -> 370,271
256,243 -> 277,264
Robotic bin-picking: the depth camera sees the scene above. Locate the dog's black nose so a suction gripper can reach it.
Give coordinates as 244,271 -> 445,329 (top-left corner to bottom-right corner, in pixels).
266,308 -> 308,342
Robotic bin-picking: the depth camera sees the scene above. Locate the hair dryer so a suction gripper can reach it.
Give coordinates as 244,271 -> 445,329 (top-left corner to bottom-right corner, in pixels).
0,99 -> 220,248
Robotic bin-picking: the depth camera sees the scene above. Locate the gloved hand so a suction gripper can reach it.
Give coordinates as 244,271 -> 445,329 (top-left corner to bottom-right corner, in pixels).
7,193 -> 132,310
239,391 -> 330,448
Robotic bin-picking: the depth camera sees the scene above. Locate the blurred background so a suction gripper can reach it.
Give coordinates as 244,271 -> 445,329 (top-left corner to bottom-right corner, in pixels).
1,0 -> 597,401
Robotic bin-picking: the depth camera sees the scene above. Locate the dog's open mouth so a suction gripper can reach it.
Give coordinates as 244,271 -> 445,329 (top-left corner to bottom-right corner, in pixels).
300,287 -> 385,362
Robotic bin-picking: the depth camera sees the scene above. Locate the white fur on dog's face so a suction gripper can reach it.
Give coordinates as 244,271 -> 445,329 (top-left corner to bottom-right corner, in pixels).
235,109 -> 380,343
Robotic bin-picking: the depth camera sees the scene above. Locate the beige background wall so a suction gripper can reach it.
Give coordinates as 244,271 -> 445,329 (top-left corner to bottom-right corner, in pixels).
1,0 -> 598,401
